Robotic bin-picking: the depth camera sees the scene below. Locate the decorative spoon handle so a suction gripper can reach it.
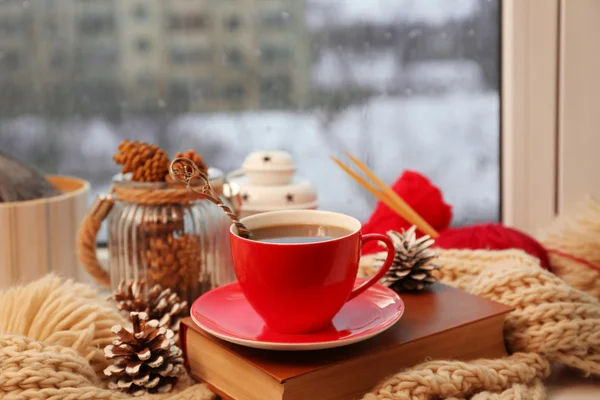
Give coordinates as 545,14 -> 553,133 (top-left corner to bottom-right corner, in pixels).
169,157 -> 252,239
213,199 -> 251,238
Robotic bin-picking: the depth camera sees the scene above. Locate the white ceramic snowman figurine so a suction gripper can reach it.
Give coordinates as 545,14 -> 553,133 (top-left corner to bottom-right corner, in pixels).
225,151 -> 318,218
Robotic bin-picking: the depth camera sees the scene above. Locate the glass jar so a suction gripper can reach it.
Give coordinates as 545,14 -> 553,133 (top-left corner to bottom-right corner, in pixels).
79,169 -> 236,305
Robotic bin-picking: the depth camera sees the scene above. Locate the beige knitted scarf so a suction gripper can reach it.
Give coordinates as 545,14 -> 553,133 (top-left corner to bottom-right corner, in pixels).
1,198 -> 600,399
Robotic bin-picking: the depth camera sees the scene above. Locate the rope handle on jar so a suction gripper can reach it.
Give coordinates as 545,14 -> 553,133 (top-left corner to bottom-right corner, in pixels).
77,191 -> 114,287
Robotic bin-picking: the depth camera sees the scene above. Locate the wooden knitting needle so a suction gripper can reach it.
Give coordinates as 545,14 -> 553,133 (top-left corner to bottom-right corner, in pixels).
343,151 -> 439,238
331,152 -> 439,238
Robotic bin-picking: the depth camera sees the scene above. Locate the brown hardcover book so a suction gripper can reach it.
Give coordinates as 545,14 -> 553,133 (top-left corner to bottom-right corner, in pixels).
181,283 -> 513,400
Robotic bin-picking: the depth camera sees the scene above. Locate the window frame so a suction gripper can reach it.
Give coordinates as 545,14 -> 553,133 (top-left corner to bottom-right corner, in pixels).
501,0 -> 600,234
555,0 -> 600,216
500,0 -> 559,235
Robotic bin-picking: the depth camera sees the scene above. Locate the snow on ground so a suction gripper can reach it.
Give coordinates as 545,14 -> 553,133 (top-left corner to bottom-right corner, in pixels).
312,51 -> 486,94
400,60 -> 485,93
307,0 -> 479,27
0,92 -> 499,240
168,92 -> 499,226
312,51 -> 399,91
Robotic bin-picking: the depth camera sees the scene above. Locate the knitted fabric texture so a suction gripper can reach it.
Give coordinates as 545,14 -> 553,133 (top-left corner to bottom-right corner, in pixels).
2,251 -> 599,400
537,196 -> 600,299
360,249 -> 600,399
0,275 -> 215,400
4,193 -> 600,400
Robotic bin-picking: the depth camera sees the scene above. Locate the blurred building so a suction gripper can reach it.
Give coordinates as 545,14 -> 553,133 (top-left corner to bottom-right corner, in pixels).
0,0 -> 119,116
0,0 -> 310,117
256,0 -> 310,110
0,0 -> 43,115
71,0 -> 121,116
115,0 -> 165,112
157,0 -> 310,112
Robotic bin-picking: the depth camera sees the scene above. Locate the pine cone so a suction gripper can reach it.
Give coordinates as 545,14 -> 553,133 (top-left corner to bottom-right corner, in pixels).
135,204 -> 187,235
145,233 -> 203,303
114,140 -> 170,182
165,149 -> 208,181
377,226 -> 440,292
111,280 -> 188,335
104,312 -> 183,396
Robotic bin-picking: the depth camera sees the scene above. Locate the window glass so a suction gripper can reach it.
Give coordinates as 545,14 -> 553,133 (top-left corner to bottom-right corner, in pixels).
226,49 -> 245,66
226,15 -> 242,32
132,4 -> 148,20
0,0 -> 500,242
261,11 -> 292,28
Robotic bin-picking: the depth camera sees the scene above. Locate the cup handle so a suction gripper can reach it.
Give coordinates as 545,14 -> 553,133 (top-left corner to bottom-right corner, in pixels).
347,233 -> 395,302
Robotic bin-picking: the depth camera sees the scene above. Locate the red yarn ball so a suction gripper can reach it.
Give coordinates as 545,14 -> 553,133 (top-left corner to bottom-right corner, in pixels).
434,223 -> 551,271
358,169 -> 550,270
362,170 -> 452,254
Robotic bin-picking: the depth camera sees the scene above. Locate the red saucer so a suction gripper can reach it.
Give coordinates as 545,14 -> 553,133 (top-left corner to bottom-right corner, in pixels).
190,279 -> 404,351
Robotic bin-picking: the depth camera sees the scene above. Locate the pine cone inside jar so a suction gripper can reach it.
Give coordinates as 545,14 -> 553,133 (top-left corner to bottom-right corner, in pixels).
113,140 -> 170,182
137,204 -> 186,236
103,312 -> 184,396
145,232 -> 203,303
165,149 -> 209,181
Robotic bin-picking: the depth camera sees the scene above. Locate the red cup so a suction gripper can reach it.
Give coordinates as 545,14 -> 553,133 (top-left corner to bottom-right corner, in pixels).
229,210 -> 396,334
